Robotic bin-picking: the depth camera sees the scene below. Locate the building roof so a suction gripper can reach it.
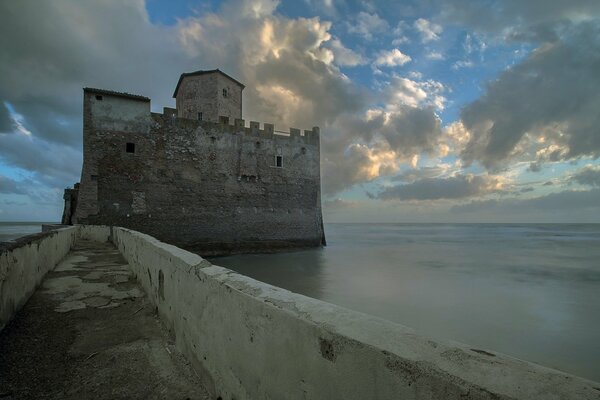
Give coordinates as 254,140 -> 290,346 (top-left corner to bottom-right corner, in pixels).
172,69 -> 245,98
83,87 -> 150,102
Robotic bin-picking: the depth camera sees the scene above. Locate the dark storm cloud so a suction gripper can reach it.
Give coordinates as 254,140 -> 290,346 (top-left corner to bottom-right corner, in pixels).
376,174 -> 502,201
0,133 -> 82,188
453,189 -> 600,214
570,165 -> 600,187
0,0 -> 188,141
0,175 -> 28,195
440,0 -> 600,34
0,102 -> 12,133
460,21 -> 600,169
391,166 -> 447,182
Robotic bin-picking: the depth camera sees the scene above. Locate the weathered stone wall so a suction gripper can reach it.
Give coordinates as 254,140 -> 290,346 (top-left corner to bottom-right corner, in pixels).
75,92 -> 324,255
0,227 -> 78,331
112,225 -> 600,400
74,90 -> 152,222
216,72 -> 243,121
176,73 -> 242,122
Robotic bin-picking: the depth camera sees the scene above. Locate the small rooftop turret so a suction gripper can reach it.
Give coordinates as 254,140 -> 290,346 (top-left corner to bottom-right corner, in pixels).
173,69 -> 244,123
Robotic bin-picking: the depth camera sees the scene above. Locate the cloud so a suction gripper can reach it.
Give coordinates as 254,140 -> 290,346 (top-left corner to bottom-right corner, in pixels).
460,21 -> 600,169
452,60 -> 474,69
0,175 -> 28,195
439,0 -> 600,35
376,174 -> 505,201
426,51 -> 444,60
0,102 -> 13,133
391,166 -> 450,183
326,38 -> 368,67
373,49 -> 412,67
322,142 -> 400,195
570,164 -> 600,187
453,188 -> 600,213
384,76 -> 446,110
347,11 -> 389,40
0,130 -> 82,188
321,104 -> 445,194
414,18 -> 442,43
323,197 -> 358,210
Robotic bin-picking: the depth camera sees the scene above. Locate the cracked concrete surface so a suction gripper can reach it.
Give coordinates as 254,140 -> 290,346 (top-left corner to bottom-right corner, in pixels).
0,239 -> 210,400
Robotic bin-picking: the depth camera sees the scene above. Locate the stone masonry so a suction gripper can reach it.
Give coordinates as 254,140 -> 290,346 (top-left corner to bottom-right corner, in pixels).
66,69 -> 326,255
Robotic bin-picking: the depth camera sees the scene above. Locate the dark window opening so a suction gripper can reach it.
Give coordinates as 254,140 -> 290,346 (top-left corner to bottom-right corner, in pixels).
222,88 -> 228,98
255,141 -> 261,148
276,155 -> 283,168
198,112 -> 202,121
301,147 -> 307,154
95,95 -> 103,101
91,175 -> 98,181
219,116 -> 229,124
126,142 -> 135,153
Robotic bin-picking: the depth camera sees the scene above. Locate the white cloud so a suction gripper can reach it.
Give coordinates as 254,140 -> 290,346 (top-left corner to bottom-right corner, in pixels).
414,18 -> 442,43
326,38 -> 367,67
373,49 -> 412,67
426,51 -> 445,60
385,76 -> 446,110
452,60 -> 474,69
347,11 -> 389,40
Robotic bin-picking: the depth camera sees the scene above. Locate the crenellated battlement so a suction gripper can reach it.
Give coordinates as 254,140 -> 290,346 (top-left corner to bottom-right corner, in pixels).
157,107 -> 320,145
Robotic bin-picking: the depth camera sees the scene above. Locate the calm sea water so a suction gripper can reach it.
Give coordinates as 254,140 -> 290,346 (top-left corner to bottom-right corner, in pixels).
212,223 -> 600,382
0,221 -> 48,242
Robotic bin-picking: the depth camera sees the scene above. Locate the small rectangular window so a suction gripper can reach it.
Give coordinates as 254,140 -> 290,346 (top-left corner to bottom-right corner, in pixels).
276,155 -> 283,168
126,142 -> 135,153
95,95 -> 103,101
222,88 -> 228,97
219,116 -> 229,124
90,175 -> 98,181
198,112 -> 202,121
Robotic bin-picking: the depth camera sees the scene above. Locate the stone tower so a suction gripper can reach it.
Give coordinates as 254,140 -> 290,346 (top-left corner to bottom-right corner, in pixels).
173,69 -> 244,123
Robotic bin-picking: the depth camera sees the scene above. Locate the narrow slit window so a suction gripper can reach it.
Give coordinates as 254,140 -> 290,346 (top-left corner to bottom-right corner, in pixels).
222,88 -> 228,98
126,142 -> 135,153
198,112 -> 202,121
276,155 -> 283,168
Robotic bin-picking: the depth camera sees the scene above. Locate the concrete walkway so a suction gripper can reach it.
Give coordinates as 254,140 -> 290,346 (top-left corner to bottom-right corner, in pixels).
0,239 -> 209,400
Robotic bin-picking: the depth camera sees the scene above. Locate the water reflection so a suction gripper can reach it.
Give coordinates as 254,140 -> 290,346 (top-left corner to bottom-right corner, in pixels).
212,223 -> 600,383
211,247 -> 328,300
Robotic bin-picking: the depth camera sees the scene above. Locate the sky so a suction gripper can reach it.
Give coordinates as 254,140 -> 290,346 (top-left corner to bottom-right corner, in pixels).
1,0 -> 600,222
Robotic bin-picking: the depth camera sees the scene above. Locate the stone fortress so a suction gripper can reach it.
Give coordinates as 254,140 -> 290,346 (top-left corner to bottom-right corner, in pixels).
63,69 -> 326,255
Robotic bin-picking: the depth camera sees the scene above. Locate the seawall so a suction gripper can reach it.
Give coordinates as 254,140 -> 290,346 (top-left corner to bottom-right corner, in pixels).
0,227 -> 78,330
2,225 -> 599,399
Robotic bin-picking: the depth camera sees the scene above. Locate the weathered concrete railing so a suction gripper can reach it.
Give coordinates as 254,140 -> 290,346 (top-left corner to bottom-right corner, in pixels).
111,226 -> 600,400
2,224 -> 599,398
0,226 -> 78,330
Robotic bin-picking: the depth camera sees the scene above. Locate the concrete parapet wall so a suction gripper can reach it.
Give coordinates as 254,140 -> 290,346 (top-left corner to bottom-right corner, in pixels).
0,226 -> 79,330
78,224 -> 111,242
109,226 -> 600,400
